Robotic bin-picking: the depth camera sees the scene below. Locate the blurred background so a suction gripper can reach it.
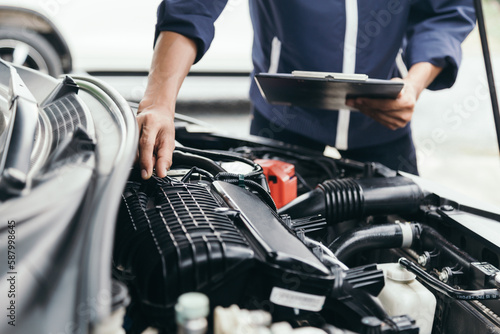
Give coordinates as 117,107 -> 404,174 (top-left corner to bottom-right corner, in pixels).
1,0 -> 500,205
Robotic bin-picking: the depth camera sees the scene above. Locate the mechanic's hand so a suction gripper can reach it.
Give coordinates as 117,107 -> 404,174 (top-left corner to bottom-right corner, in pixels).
346,78 -> 420,130
136,103 -> 175,180
345,62 -> 443,130
134,32 -> 197,180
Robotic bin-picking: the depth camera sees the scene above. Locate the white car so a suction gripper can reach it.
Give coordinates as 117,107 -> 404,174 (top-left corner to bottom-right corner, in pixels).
0,0 -> 253,75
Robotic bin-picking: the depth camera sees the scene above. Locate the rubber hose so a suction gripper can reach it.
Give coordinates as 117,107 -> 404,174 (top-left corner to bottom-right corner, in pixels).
328,223 -> 421,263
420,224 -> 476,271
175,146 -> 262,176
172,150 -> 226,175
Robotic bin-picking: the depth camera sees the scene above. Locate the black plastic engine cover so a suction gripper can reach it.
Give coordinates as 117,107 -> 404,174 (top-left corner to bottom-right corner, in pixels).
114,177 -> 254,307
114,172 -> 335,323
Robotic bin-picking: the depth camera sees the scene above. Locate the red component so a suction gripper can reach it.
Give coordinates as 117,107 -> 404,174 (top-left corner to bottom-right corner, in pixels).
255,159 -> 297,209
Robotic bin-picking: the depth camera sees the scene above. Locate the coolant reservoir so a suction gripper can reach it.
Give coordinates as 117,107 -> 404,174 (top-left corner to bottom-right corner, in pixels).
376,263 -> 436,334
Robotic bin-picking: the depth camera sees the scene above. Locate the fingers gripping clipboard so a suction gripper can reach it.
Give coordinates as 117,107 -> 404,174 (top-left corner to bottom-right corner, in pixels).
254,71 -> 404,111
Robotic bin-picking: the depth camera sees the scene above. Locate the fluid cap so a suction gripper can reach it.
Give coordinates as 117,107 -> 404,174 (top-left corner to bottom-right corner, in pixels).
360,316 -> 382,334
175,292 -> 210,324
378,263 -> 416,283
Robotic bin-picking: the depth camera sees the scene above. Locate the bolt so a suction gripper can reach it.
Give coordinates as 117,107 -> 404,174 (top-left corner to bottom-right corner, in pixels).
439,270 -> 449,283
417,254 -> 428,267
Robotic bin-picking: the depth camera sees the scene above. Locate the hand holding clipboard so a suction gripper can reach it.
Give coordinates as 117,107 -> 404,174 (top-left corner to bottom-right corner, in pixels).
255,71 -> 404,111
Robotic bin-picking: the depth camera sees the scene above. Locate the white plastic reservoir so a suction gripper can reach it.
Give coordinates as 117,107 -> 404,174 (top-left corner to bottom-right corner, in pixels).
376,263 -> 437,334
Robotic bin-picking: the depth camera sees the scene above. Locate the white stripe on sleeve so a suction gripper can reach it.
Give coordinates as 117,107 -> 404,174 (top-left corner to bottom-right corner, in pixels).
268,36 -> 282,74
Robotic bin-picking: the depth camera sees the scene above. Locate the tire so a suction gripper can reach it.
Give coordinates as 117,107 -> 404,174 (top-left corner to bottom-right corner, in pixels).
0,27 -> 63,77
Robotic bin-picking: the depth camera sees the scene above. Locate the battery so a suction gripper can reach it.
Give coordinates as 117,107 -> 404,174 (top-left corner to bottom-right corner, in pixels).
254,159 -> 297,209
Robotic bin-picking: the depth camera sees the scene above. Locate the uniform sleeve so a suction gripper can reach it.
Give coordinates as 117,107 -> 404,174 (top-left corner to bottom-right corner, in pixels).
155,0 -> 228,63
405,0 -> 476,90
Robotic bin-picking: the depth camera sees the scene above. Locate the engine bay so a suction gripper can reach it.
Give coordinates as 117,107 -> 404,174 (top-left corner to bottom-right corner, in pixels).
114,120 -> 500,334
2,60 -> 500,334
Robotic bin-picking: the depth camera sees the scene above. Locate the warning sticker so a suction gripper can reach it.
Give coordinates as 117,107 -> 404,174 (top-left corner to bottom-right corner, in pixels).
269,287 -> 325,312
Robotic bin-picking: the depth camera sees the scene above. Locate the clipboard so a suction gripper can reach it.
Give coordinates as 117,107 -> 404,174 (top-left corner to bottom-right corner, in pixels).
255,71 -> 404,111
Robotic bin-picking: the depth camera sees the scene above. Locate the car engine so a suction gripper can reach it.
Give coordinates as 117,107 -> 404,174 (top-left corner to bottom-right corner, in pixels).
114,122 -> 500,334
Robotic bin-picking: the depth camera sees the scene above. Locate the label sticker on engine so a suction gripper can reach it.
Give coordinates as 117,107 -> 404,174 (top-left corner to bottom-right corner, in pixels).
270,287 -> 325,312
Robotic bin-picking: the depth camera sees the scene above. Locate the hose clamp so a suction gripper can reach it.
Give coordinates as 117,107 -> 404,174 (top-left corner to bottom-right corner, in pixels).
398,222 -> 413,248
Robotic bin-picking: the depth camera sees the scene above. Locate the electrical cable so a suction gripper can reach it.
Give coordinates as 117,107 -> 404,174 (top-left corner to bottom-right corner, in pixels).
399,257 -> 500,300
180,167 -> 215,183
176,146 -> 263,176
234,146 -> 338,179
172,150 -> 226,175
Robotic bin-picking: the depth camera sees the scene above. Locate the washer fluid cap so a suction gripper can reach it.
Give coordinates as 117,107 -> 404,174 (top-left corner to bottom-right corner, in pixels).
175,292 -> 210,323
379,263 -> 416,283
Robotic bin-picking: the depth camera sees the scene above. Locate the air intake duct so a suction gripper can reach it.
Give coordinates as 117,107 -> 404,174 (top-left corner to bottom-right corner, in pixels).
278,177 -> 423,224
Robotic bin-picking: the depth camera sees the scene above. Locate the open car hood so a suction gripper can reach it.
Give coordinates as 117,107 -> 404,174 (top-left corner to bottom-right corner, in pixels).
2,0 -> 500,330
0,59 -> 138,334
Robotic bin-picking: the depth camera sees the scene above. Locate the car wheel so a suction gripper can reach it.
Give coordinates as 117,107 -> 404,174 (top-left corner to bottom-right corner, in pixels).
0,27 -> 63,77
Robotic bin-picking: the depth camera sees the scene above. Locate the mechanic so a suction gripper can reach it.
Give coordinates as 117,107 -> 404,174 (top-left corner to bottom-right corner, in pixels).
137,1 -> 476,180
